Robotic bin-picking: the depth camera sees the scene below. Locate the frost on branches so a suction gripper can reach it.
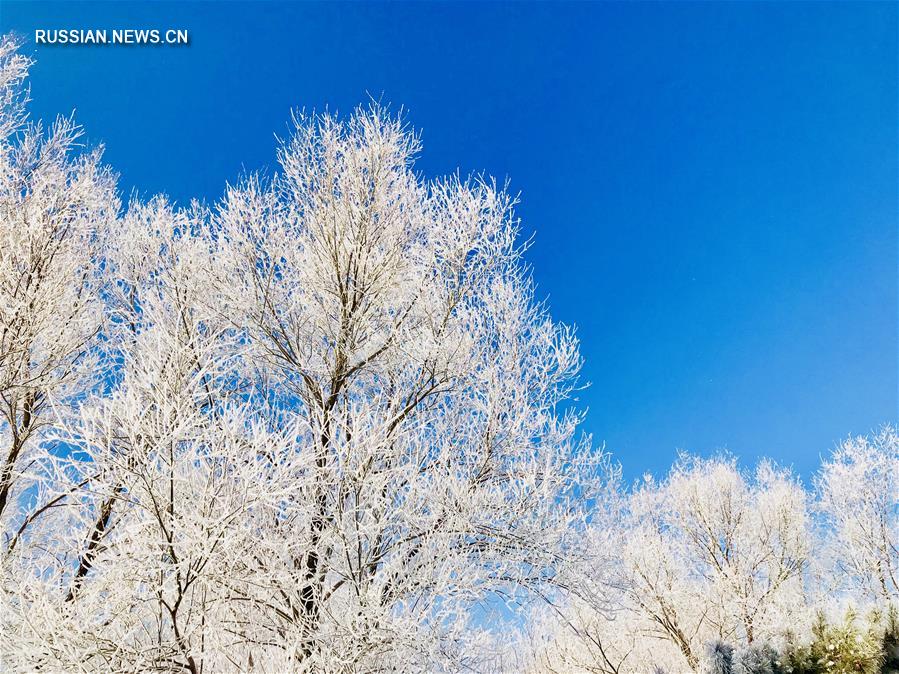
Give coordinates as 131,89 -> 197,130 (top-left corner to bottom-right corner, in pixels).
0,37 -> 606,673
0,33 -> 117,540
525,436 -> 899,674
817,427 -> 899,605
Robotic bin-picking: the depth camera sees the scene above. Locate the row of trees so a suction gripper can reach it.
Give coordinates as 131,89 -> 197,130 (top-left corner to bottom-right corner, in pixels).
524,429 -> 899,673
0,35 -> 895,673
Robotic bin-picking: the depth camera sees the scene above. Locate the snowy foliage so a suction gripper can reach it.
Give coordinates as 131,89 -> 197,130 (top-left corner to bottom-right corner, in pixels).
817,428 -> 899,604
528,436 -> 899,673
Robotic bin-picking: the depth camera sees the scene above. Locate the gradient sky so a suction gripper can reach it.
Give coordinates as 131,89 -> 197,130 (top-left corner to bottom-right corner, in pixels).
1,1 -> 895,484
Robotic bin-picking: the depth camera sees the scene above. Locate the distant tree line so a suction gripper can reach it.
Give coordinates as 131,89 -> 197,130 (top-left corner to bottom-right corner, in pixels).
524,429 -> 898,674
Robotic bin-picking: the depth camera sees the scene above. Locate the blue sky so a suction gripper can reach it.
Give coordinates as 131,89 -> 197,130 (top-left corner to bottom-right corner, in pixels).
2,1 -> 895,484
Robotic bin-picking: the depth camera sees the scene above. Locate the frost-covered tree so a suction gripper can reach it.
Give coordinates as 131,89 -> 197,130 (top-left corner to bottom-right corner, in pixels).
620,456 -> 810,669
206,108 -> 607,670
0,34 -> 117,534
533,456 -> 812,673
1,199 -> 252,670
817,426 -> 899,604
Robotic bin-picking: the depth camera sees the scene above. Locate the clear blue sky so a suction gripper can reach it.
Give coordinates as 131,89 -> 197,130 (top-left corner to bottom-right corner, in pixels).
2,1 -> 895,483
